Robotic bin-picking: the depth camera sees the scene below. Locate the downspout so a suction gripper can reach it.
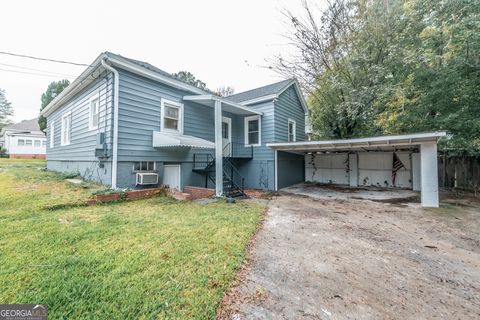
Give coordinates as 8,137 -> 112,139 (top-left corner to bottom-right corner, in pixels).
101,59 -> 120,189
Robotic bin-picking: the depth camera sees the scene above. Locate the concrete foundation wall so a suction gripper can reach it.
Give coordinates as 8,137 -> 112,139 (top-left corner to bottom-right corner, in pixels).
305,153 -> 349,185
47,160 -> 112,186
303,151 -> 415,189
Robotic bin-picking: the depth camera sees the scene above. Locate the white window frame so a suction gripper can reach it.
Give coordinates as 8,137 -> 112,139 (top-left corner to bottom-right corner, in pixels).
133,161 -> 157,172
34,140 -> 41,147
25,139 -> 33,146
50,121 -> 55,148
89,94 -> 100,131
61,112 -> 72,146
288,119 -> 296,142
244,115 -> 261,147
18,139 -> 25,146
160,98 -> 184,134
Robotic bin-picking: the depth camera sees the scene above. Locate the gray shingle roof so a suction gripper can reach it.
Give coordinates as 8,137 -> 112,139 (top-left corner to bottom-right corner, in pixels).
6,118 -> 41,132
105,52 -> 210,93
226,79 -> 294,103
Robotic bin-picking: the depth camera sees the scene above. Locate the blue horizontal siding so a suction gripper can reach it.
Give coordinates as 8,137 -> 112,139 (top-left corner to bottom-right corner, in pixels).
274,85 -> 306,142
46,73 -> 113,161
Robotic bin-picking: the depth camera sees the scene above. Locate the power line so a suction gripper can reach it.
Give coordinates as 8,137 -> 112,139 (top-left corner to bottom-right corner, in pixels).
0,51 -> 90,67
0,67 -> 76,79
0,62 -> 76,77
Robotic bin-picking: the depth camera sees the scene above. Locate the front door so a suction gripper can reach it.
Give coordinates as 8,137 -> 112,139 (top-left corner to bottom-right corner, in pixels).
163,164 -> 181,191
222,117 -> 232,157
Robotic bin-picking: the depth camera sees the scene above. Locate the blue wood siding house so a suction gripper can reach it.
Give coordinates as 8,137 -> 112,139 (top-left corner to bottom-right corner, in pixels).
41,52 -> 309,196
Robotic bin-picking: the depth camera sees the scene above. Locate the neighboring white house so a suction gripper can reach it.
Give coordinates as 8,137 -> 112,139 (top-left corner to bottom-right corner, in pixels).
0,118 -> 47,159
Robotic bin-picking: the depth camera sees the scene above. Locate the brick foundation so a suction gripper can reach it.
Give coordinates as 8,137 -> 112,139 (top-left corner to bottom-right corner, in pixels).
9,154 -> 46,159
184,186 -> 215,200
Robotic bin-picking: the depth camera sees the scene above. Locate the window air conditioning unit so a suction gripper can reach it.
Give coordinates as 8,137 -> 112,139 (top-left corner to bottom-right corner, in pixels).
136,173 -> 159,185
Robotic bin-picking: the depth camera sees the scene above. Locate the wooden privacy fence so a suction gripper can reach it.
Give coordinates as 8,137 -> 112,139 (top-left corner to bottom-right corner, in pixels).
438,155 -> 480,191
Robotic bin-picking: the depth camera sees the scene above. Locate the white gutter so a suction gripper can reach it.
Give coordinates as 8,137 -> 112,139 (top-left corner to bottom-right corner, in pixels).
101,59 -> 120,189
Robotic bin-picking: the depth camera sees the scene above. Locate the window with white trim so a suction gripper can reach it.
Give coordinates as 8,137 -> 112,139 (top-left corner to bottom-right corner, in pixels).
34,140 -> 41,147
50,121 -> 55,148
89,96 -> 100,130
25,139 -> 32,146
18,139 -> 25,146
42,140 -> 47,147
244,115 -> 261,146
133,161 -> 156,172
161,99 -> 183,133
288,119 -> 296,142
61,112 -> 71,146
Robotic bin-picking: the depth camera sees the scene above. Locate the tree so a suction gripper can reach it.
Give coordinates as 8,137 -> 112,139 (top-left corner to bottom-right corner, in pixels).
172,71 -> 209,91
38,79 -> 70,132
172,71 -> 235,97
0,89 -> 13,131
274,0 -> 480,154
214,86 -> 235,97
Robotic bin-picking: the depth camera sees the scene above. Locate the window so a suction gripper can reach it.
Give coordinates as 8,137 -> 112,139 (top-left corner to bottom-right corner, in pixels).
244,115 -> 261,146
18,139 -> 25,146
89,96 -> 100,130
42,140 -> 47,147
133,161 -> 156,172
50,121 -> 55,148
61,112 -> 71,146
34,140 -> 41,147
288,119 -> 296,142
25,140 -> 32,146
161,99 -> 183,133
222,122 -> 228,139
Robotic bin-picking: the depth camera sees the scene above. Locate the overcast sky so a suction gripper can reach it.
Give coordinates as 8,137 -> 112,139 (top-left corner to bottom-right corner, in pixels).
0,0 -> 313,122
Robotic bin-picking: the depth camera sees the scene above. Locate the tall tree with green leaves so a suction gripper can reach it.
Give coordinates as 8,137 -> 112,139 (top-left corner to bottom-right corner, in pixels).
38,79 -> 70,132
0,89 -> 13,131
275,0 -> 480,154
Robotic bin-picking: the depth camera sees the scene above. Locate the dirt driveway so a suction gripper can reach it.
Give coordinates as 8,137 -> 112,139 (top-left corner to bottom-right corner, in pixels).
220,191 -> 480,319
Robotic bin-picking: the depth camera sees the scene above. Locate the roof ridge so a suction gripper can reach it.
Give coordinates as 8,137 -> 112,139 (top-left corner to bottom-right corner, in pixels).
227,78 -> 293,99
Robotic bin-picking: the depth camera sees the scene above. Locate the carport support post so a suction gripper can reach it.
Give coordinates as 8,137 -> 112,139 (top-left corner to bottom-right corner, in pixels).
420,142 -> 439,207
214,100 -> 223,196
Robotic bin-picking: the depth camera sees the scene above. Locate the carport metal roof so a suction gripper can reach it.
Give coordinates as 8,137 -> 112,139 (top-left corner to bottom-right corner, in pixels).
267,131 -> 447,153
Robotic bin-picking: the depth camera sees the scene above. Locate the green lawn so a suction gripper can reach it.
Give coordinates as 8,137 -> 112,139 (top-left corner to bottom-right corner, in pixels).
0,159 -> 264,319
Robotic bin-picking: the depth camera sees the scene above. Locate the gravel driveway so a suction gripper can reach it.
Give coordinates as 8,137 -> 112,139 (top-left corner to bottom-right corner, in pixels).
220,192 -> 480,319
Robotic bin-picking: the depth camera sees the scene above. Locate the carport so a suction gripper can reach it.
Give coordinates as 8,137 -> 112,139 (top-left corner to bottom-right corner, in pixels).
267,131 -> 447,208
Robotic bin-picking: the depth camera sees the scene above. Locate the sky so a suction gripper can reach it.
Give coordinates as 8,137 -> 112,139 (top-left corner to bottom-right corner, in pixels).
0,0 -> 312,122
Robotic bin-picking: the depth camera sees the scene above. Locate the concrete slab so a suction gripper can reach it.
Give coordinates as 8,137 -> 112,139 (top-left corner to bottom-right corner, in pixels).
281,183 -> 419,203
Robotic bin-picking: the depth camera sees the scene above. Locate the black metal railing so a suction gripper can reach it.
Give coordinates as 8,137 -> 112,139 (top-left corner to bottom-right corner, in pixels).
223,157 -> 245,194
193,153 -> 215,170
222,142 -> 253,159
192,152 -> 246,197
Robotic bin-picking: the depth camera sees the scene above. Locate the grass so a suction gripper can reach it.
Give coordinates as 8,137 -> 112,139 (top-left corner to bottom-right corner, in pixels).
0,159 -> 264,319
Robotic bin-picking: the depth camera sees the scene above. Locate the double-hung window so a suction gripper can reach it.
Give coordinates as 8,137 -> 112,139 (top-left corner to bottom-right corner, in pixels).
161,99 -> 183,134
34,140 -> 41,147
288,119 -> 296,142
61,112 -> 71,146
50,121 -> 55,148
18,139 -> 25,146
25,140 -> 32,146
89,95 -> 100,130
244,115 -> 261,146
